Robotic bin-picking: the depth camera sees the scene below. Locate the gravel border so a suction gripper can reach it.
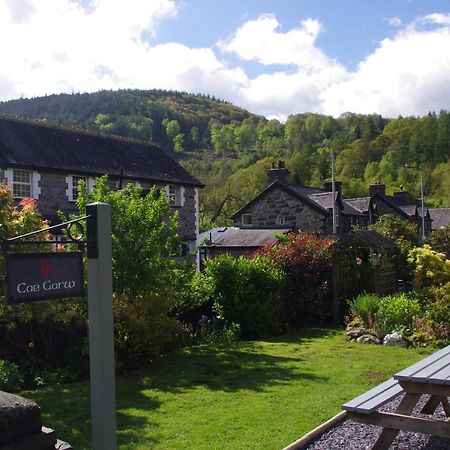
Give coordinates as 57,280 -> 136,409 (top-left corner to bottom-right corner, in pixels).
302,394 -> 450,450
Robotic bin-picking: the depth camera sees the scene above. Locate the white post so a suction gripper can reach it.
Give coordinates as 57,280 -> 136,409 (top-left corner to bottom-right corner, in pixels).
86,202 -> 117,450
420,170 -> 426,241
331,151 -> 337,235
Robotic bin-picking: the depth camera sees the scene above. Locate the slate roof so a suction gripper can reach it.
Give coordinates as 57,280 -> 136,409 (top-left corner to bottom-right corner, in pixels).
0,116 -> 204,187
346,197 -> 371,213
399,205 -> 430,218
399,205 -> 418,217
308,192 -> 336,209
200,227 -> 290,248
429,208 -> 450,229
232,181 -> 333,218
232,180 -> 365,219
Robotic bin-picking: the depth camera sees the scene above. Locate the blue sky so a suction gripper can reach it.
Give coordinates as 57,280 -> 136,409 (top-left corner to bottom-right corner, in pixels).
1,0 -> 450,119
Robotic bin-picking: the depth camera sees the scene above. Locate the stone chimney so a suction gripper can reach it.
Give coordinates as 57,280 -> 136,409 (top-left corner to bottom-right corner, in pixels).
268,159 -> 289,184
369,182 -> 386,197
324,180 -> 342,194
393,185 -> 411,206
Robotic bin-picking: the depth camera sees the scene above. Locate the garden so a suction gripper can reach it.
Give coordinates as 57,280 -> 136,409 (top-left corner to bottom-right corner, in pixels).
0,179 -> 449,448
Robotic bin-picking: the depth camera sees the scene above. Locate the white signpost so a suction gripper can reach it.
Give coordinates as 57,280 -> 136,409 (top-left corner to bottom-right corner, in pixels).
86,202 -> 117,450
3,202 -> 117,450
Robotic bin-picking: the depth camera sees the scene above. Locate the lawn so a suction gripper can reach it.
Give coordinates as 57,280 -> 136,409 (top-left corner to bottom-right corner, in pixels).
25,328 -> 432,449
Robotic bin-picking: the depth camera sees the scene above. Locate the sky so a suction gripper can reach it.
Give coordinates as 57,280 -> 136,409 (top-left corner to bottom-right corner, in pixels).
1,0 -> 450,120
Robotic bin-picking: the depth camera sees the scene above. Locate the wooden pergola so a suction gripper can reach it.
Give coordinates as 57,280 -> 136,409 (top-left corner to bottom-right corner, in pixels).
331,230 -> 397,324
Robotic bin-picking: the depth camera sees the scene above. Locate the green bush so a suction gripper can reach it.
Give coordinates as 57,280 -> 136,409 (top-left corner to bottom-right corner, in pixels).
195,316 -> 240,344
114,294 -> 180,370
201,254 -> 285,338
348,293 -> 380,328
0,359 -> 23,392
375,293 -> 422,334
413,283 -> 450,346
427,225 -> 450,259
408,245 -> 450,289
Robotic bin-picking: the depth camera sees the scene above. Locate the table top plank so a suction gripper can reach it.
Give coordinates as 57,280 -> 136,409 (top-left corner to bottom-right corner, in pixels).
342,378 -> 403,413
428,364 -> 450,385
395,346 -> 450,382
406,357 -> 450,383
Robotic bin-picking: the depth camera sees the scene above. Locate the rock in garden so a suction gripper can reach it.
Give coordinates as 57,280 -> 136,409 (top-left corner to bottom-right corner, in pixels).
0,390 -> 42,446
383,332 -> 408,347
346,327 -> 370,340
356,334 -> 381,344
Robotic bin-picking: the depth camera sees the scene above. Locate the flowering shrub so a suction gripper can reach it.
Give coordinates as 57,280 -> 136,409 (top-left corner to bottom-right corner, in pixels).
408,245 -> 450,289
255,232 -> 334,325
194,315 -> 240,344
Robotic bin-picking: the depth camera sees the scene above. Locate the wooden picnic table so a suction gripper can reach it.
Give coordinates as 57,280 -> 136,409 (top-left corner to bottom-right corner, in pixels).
343,345 -> 450,450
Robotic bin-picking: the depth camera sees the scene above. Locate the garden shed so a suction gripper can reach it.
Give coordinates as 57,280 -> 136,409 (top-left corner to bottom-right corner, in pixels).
331,230 -> 397,323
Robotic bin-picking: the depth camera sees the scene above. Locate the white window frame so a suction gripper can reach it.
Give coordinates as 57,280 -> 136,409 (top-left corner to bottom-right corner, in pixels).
242,213 -> 253,225
165,184 -> 184,207
278,216 -> 285,225
4,168 -> 40,199
66,175 -> 95,202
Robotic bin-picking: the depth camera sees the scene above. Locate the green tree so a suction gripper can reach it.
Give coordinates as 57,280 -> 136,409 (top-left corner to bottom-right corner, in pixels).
76,176 -> 180,297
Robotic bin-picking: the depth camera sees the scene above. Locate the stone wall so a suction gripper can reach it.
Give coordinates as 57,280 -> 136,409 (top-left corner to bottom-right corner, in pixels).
233,186 -> 328,234
373,198 -> 405,218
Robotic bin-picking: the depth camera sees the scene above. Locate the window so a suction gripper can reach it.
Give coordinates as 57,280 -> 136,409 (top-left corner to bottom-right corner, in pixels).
168,185 -> 177,206
165,184 -> 184,207
242,214 -> 253,225
12,169 -> 31,198
278,217 -> 285,225
71,175 -> 87,201
66,175 -> 95,201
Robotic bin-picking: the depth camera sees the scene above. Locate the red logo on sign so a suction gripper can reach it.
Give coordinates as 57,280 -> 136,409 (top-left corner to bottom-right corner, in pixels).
40,263 -> 53,276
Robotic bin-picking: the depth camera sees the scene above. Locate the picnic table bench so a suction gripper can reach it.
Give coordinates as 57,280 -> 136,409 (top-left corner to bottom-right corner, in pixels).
342,345 -> 450,450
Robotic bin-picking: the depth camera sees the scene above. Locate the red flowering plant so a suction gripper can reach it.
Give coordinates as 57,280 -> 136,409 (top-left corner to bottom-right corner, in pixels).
254,232 -> 335,325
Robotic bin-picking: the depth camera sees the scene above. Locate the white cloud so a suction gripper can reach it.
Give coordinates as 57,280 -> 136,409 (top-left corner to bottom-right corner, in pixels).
218,14 -> 338,72
386,16 -> 402,27
417,13 -> 450,26
320,18 -> 450,117
4,0 -> 36,24
0,0 -> 179,98
1,4 -> 450,121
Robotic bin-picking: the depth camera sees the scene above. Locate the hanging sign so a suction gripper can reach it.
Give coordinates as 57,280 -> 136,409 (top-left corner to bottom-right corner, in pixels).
5,252 -> 83,304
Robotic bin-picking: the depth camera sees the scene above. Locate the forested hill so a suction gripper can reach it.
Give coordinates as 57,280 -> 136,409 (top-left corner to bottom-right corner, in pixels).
0,89 -> 260,152
1,89 -> 449,225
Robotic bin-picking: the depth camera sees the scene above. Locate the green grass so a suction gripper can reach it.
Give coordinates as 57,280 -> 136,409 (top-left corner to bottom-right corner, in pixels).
24,328 -> 432,449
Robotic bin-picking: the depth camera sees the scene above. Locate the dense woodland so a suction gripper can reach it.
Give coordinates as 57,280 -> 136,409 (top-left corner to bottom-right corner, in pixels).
1,89 -> 449,227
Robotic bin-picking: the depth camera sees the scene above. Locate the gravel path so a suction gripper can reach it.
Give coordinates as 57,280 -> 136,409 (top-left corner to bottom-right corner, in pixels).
303,394 -> 450,450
